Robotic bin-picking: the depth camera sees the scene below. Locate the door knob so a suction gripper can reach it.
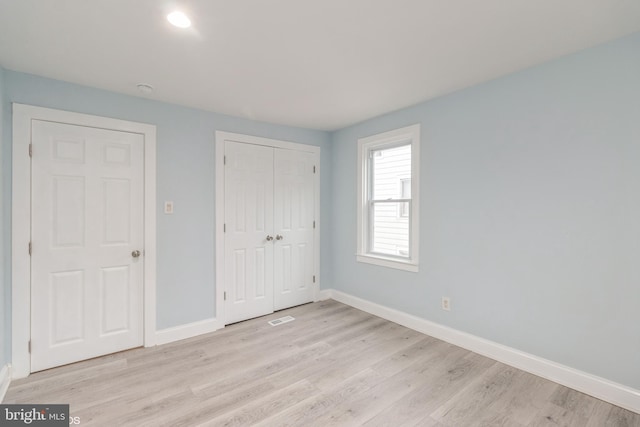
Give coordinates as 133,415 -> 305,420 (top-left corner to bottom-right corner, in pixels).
266,235 -> 274,241
132,250 -> 141,258
276,235 -> 283,241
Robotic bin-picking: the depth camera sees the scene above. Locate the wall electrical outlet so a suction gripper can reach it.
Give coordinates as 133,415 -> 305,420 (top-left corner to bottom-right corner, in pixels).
441,297 -> 451,311
164,201 -> 174,214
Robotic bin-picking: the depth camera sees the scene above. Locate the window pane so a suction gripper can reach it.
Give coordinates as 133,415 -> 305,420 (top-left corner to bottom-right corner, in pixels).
372,144 -> 411,200
371,202 -> 410,257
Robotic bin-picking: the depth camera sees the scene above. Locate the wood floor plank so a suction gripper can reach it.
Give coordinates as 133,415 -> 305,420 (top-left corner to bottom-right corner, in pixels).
485,369 -> 558,425
253,368 -> 388,427
289,308 -> 379,348
468,410 -> 527,427
4,300 -> 637,426
4,358 -> 129,402
527,402 -> 592,427
363,350 -> 493,426
192,341 -> 333,398
265,323 -> 411,391
369,335 -> 444,377
585,401 -> 640,427
199,380 -> 319,427
550,386 -> 598,418
306,323 -> 425,391
603,406 -> 640,427
430,362 -> 520,424
308,346 -> 492,426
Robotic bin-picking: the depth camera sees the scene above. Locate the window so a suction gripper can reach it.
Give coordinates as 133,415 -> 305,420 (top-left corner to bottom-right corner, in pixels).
357,124 -> 420,272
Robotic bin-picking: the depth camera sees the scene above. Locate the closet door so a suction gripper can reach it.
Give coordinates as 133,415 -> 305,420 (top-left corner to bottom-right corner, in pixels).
224,141 -> 275,324
222,137 -> 318,325
273,149 -> 316,310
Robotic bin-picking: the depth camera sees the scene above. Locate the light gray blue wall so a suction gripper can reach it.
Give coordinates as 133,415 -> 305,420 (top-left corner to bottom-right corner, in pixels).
330,32 -> 640,389
1,71 -> 332,342
0,66 -> 6,367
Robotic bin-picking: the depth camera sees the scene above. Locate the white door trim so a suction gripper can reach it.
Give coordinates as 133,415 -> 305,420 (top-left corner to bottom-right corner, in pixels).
214,131 -> 320,325
11,103 -> 157,379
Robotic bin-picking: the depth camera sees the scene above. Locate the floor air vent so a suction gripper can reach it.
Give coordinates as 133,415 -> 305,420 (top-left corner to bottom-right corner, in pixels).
268,315 -> 295,326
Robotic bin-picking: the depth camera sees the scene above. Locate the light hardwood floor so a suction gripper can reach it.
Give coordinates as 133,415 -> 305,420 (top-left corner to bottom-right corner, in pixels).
5,300 -> 640,426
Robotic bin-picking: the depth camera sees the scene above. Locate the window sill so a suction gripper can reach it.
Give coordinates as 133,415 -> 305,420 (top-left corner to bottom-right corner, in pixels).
356,254 -> 419,272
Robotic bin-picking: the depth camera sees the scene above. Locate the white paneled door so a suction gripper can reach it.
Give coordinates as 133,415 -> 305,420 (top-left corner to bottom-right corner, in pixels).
31,120 -> 144,372
224,141 -> 317,324
224,142 -> 275,324
273,149 -> 316,310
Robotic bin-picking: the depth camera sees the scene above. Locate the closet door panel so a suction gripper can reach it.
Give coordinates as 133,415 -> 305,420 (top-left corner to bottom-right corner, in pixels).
273,148 -> 315,310
224,141 -> 275,324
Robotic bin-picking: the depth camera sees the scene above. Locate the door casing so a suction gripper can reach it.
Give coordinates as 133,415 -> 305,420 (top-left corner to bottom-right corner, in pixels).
215,131 -> 321,325
11,104 -> 157,378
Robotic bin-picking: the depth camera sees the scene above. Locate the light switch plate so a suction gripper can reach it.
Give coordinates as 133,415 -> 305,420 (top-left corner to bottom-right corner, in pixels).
164,201 -> 174,214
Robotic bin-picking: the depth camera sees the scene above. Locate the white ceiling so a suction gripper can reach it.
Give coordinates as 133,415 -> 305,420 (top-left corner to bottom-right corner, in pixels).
1,1 -> 639,131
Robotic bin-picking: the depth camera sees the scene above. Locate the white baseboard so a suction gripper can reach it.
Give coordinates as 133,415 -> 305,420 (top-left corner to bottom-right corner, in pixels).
325,289 -> 640,414
317,289 -> 332,301
155,318 -> 224,346
0,364 -> 11,403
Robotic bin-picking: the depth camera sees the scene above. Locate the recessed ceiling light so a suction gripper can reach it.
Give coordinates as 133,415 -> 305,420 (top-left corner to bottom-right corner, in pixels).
167,11 -> 191,28
137,83 -> 154,94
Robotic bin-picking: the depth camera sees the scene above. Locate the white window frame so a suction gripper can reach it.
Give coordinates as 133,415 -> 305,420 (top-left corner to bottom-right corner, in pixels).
357,124 -> 420,272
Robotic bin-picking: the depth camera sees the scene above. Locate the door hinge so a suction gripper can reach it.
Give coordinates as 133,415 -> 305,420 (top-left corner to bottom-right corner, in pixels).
224,224 -> 226,233
29,144 -> 32,157
313,275 -> 316,283
313,165 -> 316,174
224,155 -> 226,165
28,241 -> 32,256
28,340 -> 31,353
313,221 -> 316,229
224,291 -> 227,301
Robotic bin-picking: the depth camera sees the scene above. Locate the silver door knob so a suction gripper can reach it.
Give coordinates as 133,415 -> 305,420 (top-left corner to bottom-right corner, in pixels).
266,235 -> 274,241
132,250 -> 141,258
276,235 -> 283,240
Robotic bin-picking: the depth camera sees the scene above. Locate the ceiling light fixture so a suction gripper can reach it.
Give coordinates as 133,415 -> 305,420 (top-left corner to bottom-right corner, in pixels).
137,83 -> 154,94
167,11 -> 191,28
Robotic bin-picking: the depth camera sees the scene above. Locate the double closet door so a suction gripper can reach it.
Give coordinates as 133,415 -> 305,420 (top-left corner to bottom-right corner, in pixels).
224,141 -> 318,324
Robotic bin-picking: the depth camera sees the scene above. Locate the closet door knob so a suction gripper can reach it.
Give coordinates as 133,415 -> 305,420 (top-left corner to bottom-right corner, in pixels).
276,235 -> 283,241
266,235 -> 274,241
